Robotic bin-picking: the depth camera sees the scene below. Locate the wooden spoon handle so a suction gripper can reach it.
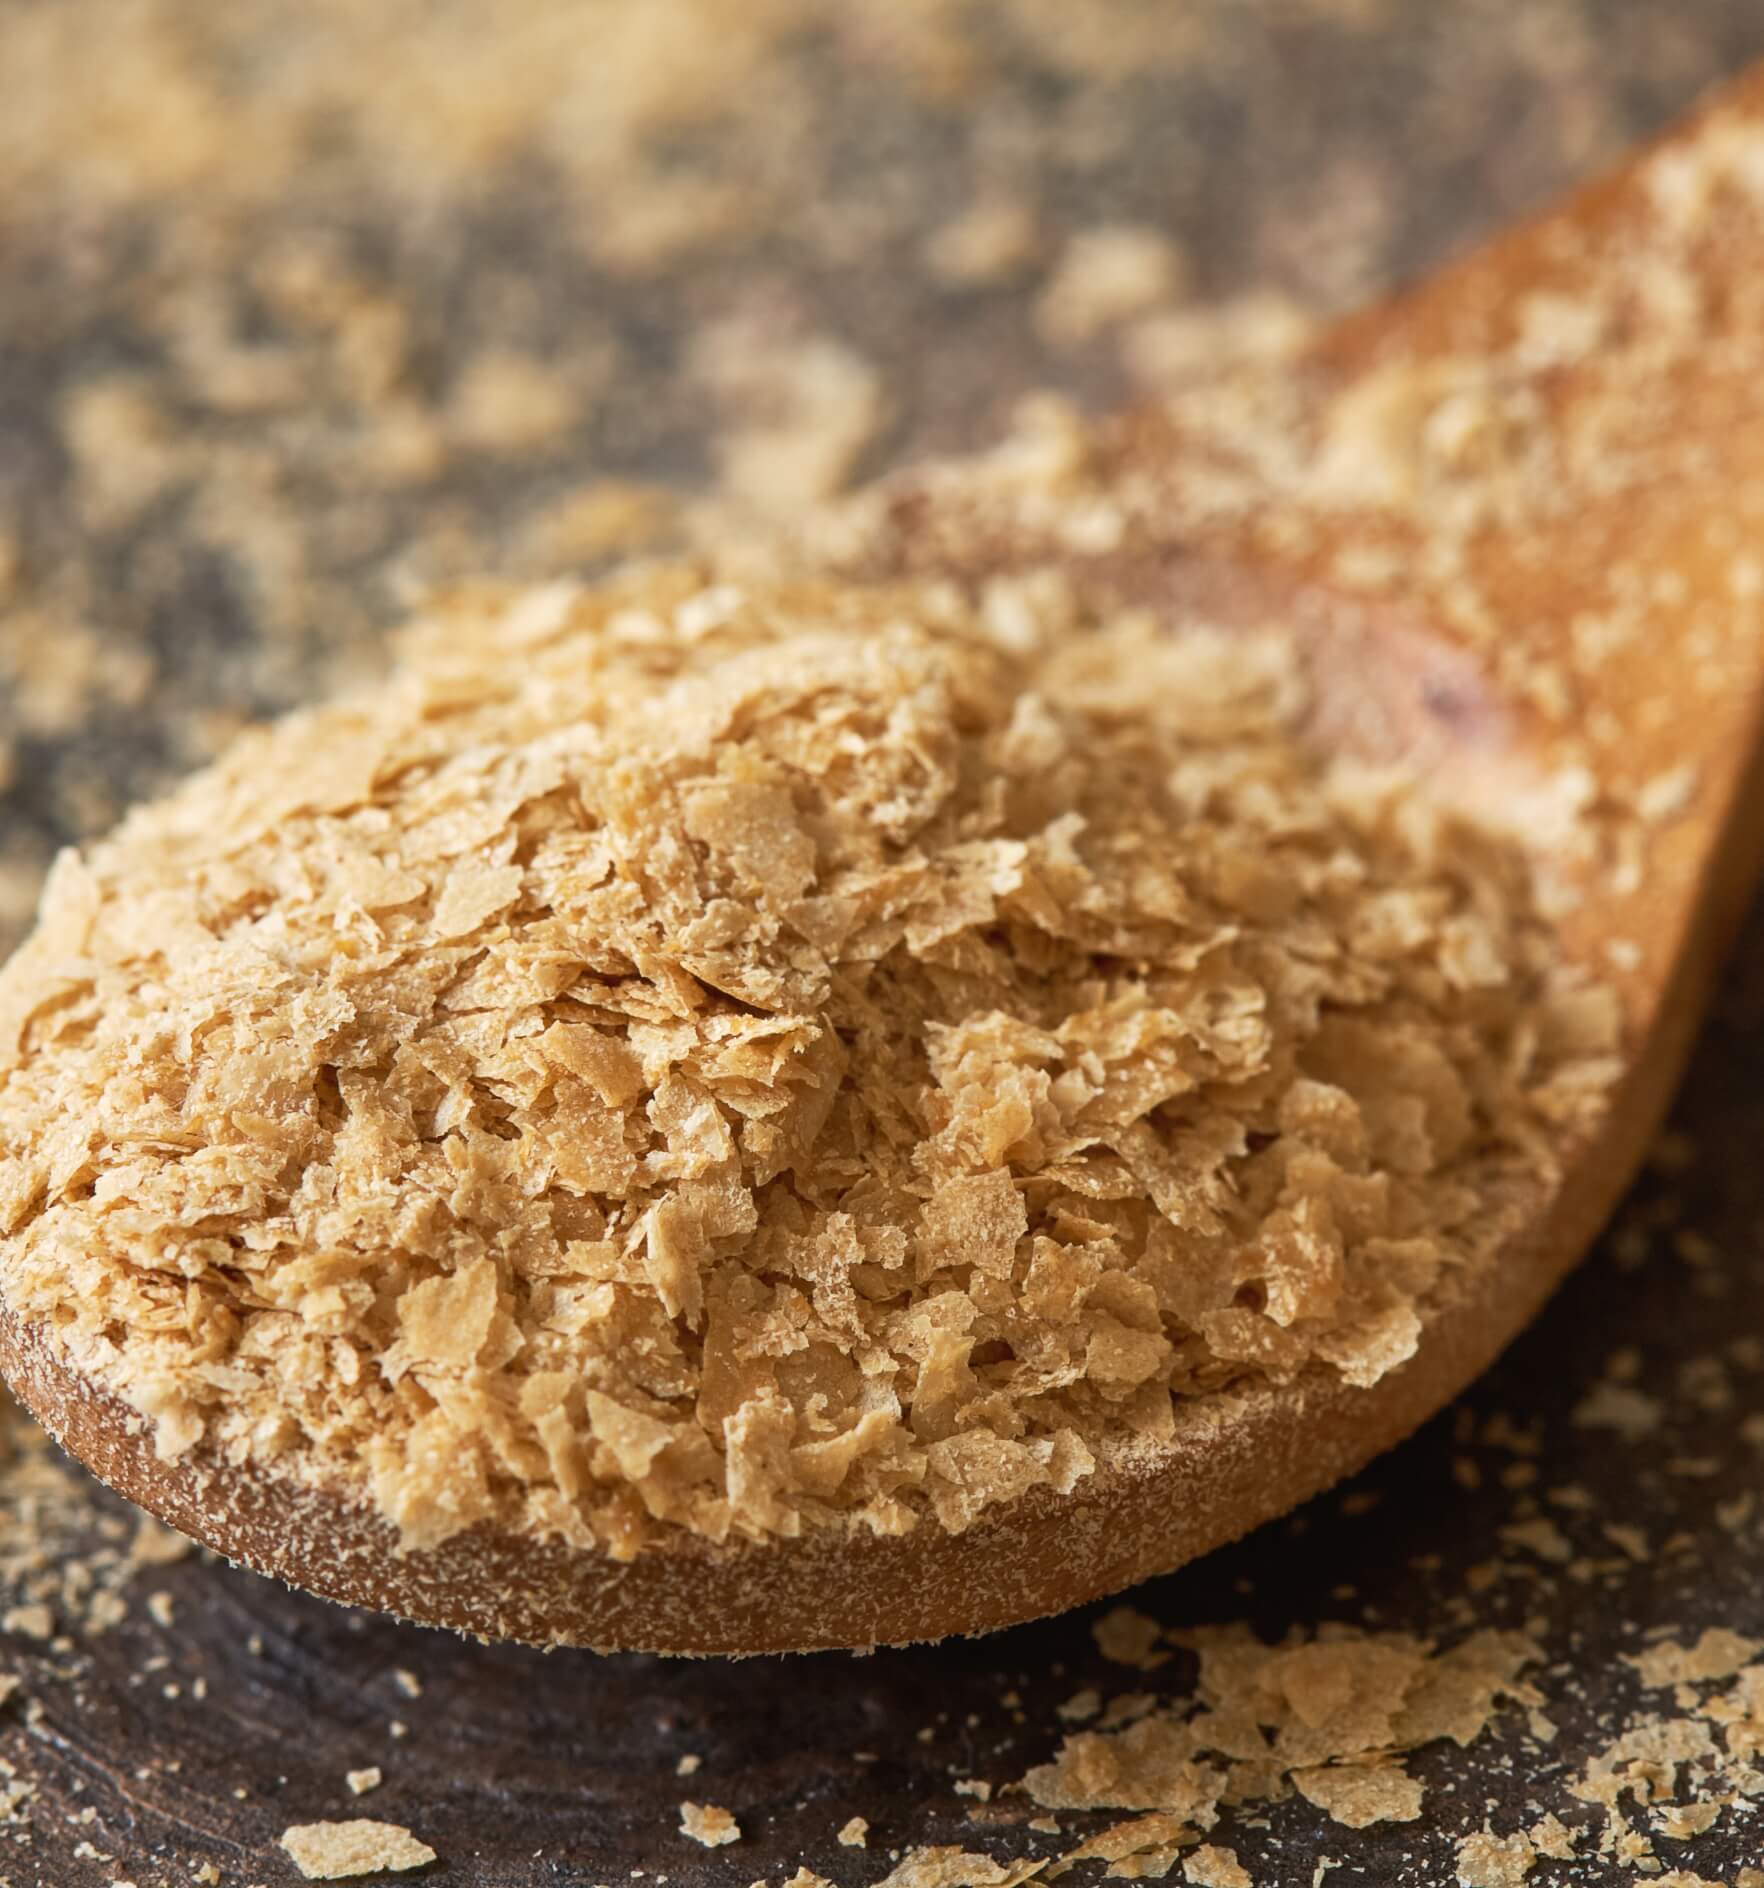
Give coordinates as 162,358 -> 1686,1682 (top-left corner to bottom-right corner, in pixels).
1311,70 -> 1764,1007
862,65 -> 1764,1011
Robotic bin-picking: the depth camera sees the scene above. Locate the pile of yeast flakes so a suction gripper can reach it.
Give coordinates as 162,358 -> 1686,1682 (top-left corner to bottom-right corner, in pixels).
0,570 -> 1614,1556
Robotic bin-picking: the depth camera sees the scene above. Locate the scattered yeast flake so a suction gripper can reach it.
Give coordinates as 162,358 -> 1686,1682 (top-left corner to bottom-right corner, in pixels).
1454,1829 -> 1536,1888
924,195 -> 1041,287
837,1815 -> 869,1847
131,1516 -> 193,1566
1525,1814 -> 1577,1862
1036,226 -> 1187,344
1498,1517 -> 1573,1565
1571,1379 -> 1664,1441
1290,1763 -> 1424,1829
1051,1810 -> 1195,1874
1183,1847 -> 1252,1888
1092,1606 -> 1169,1672
874,1847 -> 1037,1888
1022,1617 -> 1540,1840
1627,1628 -> 1762,1689
679,1801 -> 741,1847
278,1819 -> 436,1880
1656,1802 -> 1722,1839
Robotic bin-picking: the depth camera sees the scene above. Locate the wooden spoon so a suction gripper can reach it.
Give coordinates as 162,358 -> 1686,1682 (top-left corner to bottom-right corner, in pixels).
10,71 -> 1764,1654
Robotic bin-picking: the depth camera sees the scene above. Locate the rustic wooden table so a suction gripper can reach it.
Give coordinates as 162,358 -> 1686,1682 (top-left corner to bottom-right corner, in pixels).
5,4 -> 1764,1883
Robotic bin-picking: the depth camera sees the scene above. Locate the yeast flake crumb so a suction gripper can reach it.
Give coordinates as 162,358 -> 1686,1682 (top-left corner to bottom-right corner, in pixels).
1184,1847 -> 1252,1888
678,1801 -> 740,1847
1626,1627 -> 1761,1688
1454,1829 -> 1535,1887
1055,1812 -> 1194,1875
1091,1605 -> 1168,1672
1023,1619 -> 1540,1835
1292,1763 -> 1424,1828
873,1848 -> 1031,1887
1,1603 -> 51,1640
278,1819 -> 436,1879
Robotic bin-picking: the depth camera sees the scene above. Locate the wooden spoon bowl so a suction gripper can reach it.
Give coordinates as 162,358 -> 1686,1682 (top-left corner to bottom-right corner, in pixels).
9,72 -> 1764,1653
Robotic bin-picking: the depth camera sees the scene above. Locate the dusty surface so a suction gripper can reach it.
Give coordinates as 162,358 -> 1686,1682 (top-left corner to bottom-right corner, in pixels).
5,1 -> 1764,1883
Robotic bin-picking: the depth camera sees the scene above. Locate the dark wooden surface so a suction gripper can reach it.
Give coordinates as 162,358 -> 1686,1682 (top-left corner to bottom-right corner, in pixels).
6,4 -> 1764,1883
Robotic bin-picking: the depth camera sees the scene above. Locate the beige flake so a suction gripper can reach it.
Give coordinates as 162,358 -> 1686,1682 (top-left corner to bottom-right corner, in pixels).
1037,227 -> 1187,344
679,1801 -> 740,1847
1183,1848 -> 1251,1888
1092,1606 -> 1168,1672
874,1848 -> 1035,1888
430,861 -> 524,939
278,1819 -> 436,1879
1291,1763 -> 1424,1828
1627,1629 -> 1762,1689
1454,1829 -> 1536,1887
396,1260 -> 498,1370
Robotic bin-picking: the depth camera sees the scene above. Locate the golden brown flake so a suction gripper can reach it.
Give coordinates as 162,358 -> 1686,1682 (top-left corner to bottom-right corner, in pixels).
1024,1618 -> 1539,1836
924,197 -> 1042,288
1092,1607 -> 1169,1672
1047,1811 -> 1195,1879
1291,1762 -> 1423,1828
1627,1629 -> 1762,1689
679,1801 -> 741,1847
1454,1830 -> 1536,1888
1182,1848 -> 1251,1888
278,1819 -> 436,1880
1036,228 -> 1187,345
875,1849 -> 1039,1888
